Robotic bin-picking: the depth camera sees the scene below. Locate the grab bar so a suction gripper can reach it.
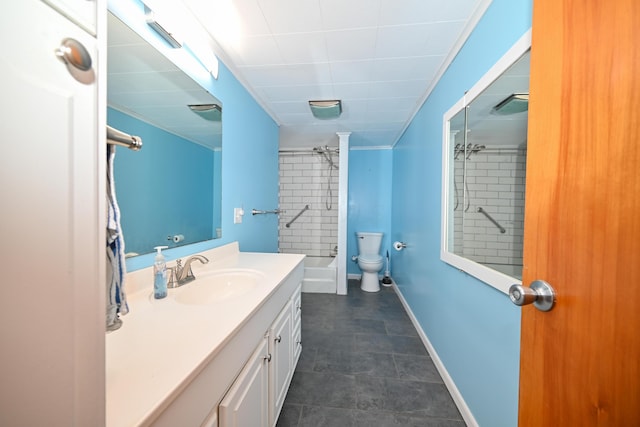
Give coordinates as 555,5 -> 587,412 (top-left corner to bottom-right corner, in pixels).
107,125 -> 142,151
286,205 -> 309,228
477,207 -> 506,234
251,208 -> 282,215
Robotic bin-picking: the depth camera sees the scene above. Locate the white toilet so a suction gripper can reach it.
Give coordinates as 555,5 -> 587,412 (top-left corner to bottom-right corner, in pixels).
356,232 -> 384,292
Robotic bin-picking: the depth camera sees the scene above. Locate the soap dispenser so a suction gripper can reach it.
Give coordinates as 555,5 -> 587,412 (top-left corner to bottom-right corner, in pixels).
153,245 -> 169,299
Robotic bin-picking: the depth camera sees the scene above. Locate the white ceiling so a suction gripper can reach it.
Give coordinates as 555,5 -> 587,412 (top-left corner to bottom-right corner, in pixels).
178,0 -> 492,149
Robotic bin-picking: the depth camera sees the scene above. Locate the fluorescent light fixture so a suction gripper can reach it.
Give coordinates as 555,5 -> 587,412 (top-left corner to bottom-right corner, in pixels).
492,93 -> 529,115
186,41 -> 219,79
145,6 -> 182,48
188,104 -> 222,121
309,100 -> 342,119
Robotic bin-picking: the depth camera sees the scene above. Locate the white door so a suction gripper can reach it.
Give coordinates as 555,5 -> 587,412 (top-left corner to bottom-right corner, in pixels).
0,1 -> 102,425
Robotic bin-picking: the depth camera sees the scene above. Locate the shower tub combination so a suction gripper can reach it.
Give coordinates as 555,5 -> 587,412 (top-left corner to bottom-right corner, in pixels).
302,256 -> 337,293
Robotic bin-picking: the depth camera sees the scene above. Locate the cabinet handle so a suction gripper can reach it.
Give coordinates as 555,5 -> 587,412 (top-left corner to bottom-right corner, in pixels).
263,353 -> 271,362
275,335 -> 282,343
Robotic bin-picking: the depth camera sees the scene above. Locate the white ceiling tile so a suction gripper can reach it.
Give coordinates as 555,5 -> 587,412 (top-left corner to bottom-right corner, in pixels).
319,0 -> 381,30
366,97 -> 419,113
257,0 -> 323,34
269,101 -> 311,115
231,0 -> 272,36
234,35 -> 284,66
367,80 -> 427,99
378,0 -> 481,25
274,32 -> 328,64
330,60 -> 376,84
422,21 -> 467,55
365,108 -> 413,123
371,56 -> 442,82
375,24 -> 431,58
376,22 -> 464,59
331,82 -> 371,100
241,63 -> 332,87
260,84 -> 336,102
279,112 -> 316,125
324,28 -> 378,61
108,71 -> 198,94
340,100 -> 368,121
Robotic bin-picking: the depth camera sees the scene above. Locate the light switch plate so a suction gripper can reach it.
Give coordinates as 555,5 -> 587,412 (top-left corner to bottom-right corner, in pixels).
234,207 -> 244,224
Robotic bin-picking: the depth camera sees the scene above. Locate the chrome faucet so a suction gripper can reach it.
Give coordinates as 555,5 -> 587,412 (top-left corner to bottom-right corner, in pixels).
167,254 -> 209,288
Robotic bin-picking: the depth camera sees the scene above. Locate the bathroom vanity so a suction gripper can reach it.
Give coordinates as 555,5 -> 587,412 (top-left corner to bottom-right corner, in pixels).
106,243 -> 304,427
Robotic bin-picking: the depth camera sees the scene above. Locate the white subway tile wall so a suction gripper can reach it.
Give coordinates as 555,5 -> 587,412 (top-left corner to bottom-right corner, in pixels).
278,152 -> 339,256
452,145 -> 526,274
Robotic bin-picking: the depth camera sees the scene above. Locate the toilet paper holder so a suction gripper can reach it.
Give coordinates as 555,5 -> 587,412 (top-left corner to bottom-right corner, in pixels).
168,234 -> 185,244
393,241 -> 407,251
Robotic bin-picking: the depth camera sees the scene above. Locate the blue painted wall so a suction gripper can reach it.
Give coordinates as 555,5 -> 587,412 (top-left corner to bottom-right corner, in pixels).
112,0 -> 280,271
108,108 -> 215,255
391,0 -> 532,426
347,148 -> 393,275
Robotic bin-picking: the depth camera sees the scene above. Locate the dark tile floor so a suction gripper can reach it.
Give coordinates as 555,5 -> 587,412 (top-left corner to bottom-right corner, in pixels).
277,279 -> 466,427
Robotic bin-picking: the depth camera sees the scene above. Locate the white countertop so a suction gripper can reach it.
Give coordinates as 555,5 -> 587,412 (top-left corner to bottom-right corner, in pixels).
106,243 -> 304,427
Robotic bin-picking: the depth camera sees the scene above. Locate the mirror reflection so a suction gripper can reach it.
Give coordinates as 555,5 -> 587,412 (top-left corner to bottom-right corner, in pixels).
446,50 -> 530,280
107,12 -> 222,257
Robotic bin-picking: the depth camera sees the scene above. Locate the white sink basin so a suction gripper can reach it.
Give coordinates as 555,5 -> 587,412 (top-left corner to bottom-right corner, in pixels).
173,269 -> 265,305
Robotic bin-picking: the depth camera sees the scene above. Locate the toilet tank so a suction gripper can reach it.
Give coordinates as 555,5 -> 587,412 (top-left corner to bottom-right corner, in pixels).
356,232 -> 383,256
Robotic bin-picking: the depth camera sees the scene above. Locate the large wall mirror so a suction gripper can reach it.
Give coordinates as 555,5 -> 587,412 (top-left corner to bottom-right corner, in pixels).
441,32 -> 530,294
107,12 -> 222,257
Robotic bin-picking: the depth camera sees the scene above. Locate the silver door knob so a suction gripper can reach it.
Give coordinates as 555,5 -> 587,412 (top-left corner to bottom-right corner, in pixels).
509,280 -> 556,312
55,38 -> 92,71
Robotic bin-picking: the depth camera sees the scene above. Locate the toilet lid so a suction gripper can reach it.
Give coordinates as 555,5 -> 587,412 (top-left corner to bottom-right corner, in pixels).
359,254 -> 382,263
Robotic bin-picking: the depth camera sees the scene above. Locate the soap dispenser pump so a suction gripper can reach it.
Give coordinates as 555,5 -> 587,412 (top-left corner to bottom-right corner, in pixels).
153,245 -> 169,299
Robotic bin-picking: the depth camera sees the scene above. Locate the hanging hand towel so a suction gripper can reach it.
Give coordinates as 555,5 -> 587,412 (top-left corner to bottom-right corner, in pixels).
106,144 -> 128,331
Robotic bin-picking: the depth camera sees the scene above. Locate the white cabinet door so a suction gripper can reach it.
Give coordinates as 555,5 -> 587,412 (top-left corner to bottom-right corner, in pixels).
269,301 -> 293,426
292,284 -> 302,365
0,1 -> 101,426
219,335 -> 270,427
42,0 -> 97,35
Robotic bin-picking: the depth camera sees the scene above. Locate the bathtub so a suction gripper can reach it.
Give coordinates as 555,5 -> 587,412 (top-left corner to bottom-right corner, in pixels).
302,256 -> 337,293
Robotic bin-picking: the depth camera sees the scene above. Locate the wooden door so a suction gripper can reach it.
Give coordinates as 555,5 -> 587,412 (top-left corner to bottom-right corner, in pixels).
519,0 -> 640,425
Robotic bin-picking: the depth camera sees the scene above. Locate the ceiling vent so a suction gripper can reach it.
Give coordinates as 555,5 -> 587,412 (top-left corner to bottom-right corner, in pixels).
309,100 -> 342,119
492,93 -> 529,115
188,104 -> 222,121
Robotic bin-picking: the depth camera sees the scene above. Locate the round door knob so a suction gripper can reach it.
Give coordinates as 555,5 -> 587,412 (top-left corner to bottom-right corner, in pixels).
509,280 -> 556,312
55,38 -> 92,71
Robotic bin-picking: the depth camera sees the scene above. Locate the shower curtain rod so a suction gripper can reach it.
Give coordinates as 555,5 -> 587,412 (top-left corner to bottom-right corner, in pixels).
107,125 -> 143,151
279,146 -> 339,153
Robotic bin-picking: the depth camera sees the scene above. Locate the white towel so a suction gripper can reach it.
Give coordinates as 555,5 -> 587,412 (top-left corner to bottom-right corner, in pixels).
106,144 -> 128,331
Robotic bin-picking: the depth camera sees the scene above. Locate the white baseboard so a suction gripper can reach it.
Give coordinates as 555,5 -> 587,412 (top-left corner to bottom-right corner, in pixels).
392,282 -> 478,427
